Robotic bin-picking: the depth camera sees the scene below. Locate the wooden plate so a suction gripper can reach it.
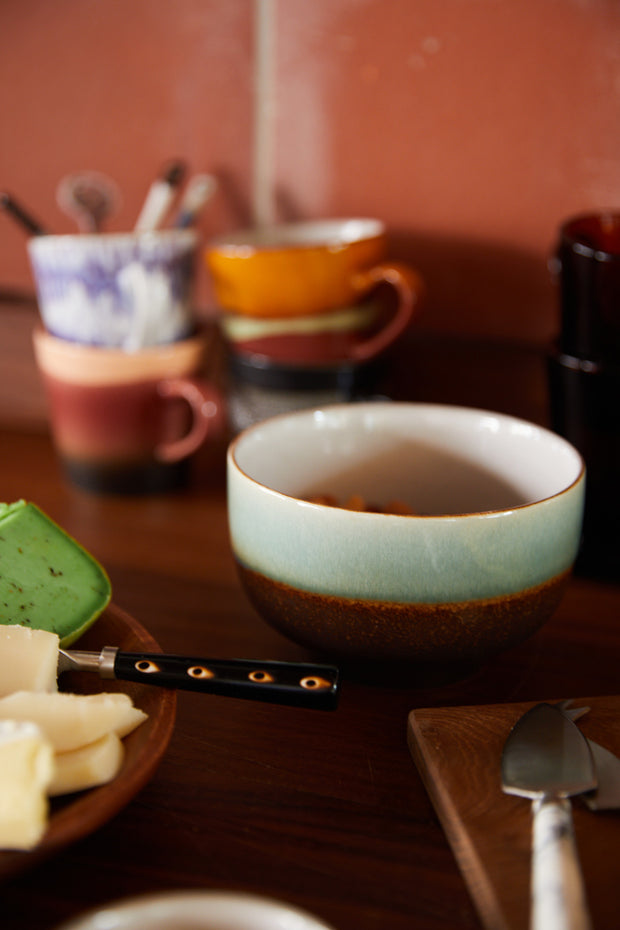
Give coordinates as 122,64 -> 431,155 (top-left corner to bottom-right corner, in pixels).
0,603 -> 177,880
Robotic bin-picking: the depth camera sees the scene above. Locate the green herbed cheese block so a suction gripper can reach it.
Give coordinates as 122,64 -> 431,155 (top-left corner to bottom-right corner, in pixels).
0,501 -> 111,647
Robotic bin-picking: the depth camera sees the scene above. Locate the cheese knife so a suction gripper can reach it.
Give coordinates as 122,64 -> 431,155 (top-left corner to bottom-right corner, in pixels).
501,701 -> 596,930
58,647 -> 339,711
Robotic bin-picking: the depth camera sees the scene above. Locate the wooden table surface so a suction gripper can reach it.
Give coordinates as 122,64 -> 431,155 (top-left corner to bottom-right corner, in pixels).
0,329 -> 618,930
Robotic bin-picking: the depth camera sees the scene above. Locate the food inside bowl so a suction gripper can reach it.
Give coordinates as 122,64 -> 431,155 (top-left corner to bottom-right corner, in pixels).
306,493 -> 417,515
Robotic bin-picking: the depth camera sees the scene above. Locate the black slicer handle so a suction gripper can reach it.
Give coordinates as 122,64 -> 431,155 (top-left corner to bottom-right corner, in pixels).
106,650 -> 340,710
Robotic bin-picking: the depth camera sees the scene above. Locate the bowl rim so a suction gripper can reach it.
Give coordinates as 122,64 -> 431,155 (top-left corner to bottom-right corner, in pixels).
54,890 -> 336,930
227,401 -> 586,520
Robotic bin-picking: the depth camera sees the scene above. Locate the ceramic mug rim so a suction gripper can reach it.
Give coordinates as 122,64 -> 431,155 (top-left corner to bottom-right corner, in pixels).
207,218 -> 385,254
28,229 -> 198,252
32,325 -> 207,385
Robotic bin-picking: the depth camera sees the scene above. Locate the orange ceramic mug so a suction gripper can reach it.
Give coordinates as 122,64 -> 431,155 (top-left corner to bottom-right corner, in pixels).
33,327 -> 225,494
206,218 -> 424,365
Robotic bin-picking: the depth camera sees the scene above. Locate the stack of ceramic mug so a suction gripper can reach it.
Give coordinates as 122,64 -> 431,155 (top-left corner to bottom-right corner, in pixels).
205,218 -> 424,431
28,230 -> 224,494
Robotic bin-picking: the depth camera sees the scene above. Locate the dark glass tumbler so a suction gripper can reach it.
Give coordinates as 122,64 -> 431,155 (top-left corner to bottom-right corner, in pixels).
549,213 -> 620,579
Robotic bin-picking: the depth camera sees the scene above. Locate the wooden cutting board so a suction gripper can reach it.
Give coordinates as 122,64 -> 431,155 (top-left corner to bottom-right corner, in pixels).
407,696 -> 620,930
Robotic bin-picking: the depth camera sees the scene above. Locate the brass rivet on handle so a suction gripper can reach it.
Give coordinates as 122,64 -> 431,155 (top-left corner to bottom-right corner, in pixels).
249,669 -> 275,683
188,665 -> 215,679
135,660 -> 161,674
300,676 -> 331,690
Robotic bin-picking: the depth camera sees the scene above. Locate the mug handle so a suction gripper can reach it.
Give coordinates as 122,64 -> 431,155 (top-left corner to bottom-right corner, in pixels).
155,378 -> 224,463
349,262 -> 425,362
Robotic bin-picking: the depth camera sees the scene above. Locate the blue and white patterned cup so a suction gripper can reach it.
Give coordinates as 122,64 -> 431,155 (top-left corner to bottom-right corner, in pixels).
28,229 -> 197,351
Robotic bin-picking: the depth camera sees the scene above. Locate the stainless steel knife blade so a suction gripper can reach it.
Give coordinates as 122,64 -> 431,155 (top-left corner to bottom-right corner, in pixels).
556,701 -> 620,811
501,702 -> 596,930
580,740 -> 620,811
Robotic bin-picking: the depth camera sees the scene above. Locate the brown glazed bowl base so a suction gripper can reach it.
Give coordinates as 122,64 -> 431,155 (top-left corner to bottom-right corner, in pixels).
236,562 -> 572,672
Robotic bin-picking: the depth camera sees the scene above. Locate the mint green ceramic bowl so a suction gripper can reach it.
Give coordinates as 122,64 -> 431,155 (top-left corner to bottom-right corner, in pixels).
227,403 -> 585,665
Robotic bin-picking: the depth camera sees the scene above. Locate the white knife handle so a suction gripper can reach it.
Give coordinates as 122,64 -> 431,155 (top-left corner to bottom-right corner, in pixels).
531,798 -> 592,930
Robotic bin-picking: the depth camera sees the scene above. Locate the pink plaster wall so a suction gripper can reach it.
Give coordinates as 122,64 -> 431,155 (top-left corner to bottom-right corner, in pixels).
1,0 -> 618,344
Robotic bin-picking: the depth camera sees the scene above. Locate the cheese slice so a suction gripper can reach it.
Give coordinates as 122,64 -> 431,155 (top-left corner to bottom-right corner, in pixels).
0,500 -> 111,646
0,720 -> 54,849
0,624 -> 59,697
0,690 -> 147,752
49,732 -> 124,797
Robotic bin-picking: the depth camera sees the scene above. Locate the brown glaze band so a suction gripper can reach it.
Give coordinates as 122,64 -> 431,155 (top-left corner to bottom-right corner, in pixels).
236,562 -> 572,664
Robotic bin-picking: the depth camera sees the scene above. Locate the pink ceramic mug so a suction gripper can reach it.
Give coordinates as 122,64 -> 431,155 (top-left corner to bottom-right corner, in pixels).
33,327 -> 225,494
